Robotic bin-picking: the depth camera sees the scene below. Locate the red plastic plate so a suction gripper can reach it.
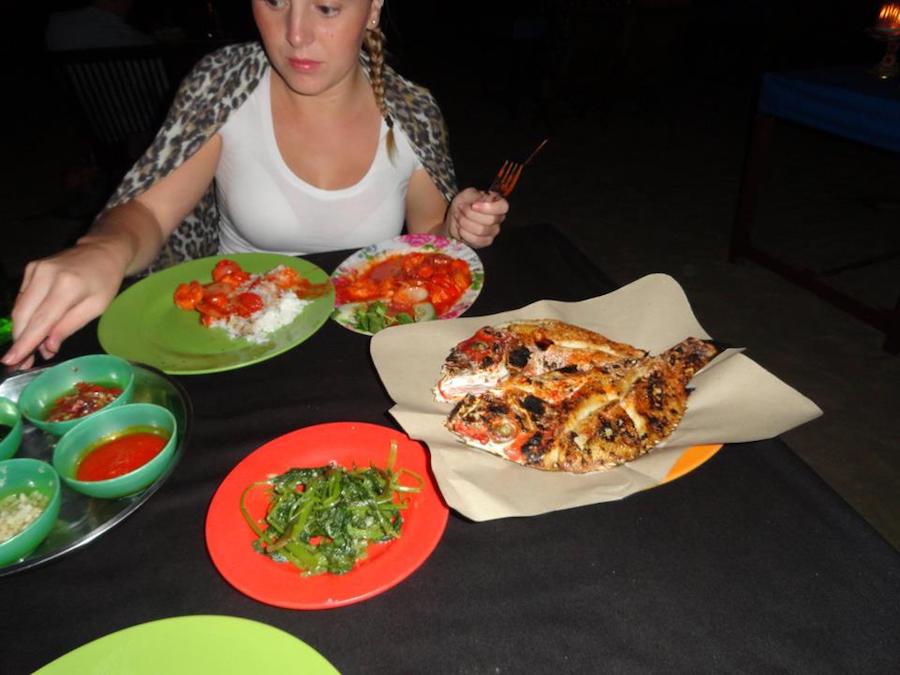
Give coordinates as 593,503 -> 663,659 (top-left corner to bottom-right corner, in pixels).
205,422 -> 449,609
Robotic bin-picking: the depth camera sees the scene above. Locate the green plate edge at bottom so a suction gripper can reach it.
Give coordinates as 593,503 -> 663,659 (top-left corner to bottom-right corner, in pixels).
98,253 -> 335,375
34,615 -> 339,675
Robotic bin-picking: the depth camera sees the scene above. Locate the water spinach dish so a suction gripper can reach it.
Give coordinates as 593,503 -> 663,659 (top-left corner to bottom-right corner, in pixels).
241,442 -> 422,576
174,259 -> 329,343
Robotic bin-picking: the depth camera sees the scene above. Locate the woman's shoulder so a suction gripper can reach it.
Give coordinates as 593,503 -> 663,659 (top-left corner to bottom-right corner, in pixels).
168,42 -> 268,127
191,42 -> 266,73
180,42 -> 267,94
383,64 -> 443,119
106,43 -> 268,213
382,63 -> 456,201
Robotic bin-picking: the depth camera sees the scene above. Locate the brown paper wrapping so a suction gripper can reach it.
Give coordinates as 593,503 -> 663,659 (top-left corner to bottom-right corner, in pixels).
370,274 -> 822,521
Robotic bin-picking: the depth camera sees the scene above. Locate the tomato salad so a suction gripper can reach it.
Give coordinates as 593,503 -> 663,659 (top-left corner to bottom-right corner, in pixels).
334,252 -> 472,333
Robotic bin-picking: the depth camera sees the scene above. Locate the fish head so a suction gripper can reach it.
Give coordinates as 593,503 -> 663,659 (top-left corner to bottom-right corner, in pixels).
446,391 -> 545,462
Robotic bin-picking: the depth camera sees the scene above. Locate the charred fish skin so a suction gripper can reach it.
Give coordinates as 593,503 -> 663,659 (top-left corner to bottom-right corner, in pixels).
508,346 -> 531,369
434,320 -> 649,403
442,329 -> 722,474
499,319 -> 648,376
445,383 -> 567,465
547,338 -> 720,471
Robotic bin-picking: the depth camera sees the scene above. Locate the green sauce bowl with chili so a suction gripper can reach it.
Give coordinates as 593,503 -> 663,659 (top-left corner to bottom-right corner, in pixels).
19,355 -> 135,436
52,403 -> 177,499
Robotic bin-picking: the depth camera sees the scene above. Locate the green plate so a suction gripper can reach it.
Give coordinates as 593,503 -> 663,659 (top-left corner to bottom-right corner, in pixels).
98,254 -> 334,375
34,615 -> 338,674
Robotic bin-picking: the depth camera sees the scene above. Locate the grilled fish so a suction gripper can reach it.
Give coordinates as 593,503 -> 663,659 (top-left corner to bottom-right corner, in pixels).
433,319 -> 647,402
444,335 -> 719,473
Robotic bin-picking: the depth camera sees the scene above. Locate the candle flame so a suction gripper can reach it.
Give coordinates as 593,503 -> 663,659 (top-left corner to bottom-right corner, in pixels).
877,3 -> 900,30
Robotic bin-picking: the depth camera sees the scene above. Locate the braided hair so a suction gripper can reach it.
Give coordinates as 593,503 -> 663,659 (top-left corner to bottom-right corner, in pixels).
363,25 -> 397,161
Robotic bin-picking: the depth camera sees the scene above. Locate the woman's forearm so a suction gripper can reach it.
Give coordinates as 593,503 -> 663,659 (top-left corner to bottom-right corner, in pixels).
408,215 -> 452,238
80,133 -> 223,277
81,200 -> 167,277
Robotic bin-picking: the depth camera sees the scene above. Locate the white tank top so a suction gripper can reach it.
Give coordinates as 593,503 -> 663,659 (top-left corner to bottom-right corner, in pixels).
215,68 -> 421,255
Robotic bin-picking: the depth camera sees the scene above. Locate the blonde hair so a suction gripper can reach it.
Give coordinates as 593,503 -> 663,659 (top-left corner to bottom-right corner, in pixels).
363,25 -> 397,161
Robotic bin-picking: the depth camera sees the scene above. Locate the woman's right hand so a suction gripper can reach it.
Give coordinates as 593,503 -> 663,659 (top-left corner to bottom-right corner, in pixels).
1,240 -> 128,370
1,133 -> 224,370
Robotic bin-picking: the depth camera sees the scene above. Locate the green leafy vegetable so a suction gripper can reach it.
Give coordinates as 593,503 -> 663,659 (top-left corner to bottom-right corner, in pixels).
0,317 -> 11,346
352,300 -> 436,333
241,442 -> 423,576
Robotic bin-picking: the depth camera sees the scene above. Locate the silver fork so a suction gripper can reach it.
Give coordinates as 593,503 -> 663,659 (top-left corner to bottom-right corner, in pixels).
485,138 -> 549,201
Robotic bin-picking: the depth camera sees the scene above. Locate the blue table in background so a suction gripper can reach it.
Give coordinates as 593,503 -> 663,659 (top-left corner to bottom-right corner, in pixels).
730,66 -> 900,352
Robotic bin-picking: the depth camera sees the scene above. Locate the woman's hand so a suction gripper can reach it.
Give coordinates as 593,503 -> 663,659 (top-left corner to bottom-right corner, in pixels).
446,187 -> 509,248
1,135 -> 222,370
1,241 -> 128,370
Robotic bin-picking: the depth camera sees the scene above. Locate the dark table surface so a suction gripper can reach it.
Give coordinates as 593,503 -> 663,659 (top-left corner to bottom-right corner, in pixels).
3,224 -> 899,674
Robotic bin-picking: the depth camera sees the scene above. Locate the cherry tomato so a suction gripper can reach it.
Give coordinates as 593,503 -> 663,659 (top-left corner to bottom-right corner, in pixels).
205,292 -> 229,312
235,292 -> 264,318
219,271 -> 250,287
212,259 -> 244,283
452,270 -> 471,291
402,253 -> 425,275
174,281 -> 203,310
345,278 -> 379,301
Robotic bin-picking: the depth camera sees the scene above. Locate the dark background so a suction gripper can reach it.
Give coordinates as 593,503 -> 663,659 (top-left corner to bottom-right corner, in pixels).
0,0 -> 890,237
4,1 -> 888,70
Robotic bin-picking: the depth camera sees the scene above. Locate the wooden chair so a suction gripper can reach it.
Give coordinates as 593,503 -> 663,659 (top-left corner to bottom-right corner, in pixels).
50,45 -> 176,178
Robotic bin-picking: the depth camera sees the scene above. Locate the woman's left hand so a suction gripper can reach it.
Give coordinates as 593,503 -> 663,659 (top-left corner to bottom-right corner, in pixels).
446,187 -> 509,248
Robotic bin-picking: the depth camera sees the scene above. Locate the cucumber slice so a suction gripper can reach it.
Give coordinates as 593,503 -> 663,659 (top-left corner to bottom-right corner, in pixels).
413,302 -> 437,322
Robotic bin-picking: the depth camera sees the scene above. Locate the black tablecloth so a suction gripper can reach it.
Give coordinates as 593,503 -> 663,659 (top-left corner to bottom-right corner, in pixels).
3,224 -> 899,674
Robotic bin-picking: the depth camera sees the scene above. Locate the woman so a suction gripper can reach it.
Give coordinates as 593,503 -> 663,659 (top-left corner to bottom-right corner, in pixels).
4,0 -> 508,370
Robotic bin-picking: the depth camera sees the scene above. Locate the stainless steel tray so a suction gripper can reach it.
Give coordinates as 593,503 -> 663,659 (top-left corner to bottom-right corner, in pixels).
0,363 -> 191,576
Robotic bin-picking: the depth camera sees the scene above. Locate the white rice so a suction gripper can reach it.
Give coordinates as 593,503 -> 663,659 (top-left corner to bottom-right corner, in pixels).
0,491 -> 49,543
209,271 -> 310,344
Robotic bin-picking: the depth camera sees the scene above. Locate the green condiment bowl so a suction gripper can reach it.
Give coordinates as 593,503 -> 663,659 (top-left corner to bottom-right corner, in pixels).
52,403 -> 177,500
0,397 -> 23,460
0,458 -> 61,566
19,355 -> 135,436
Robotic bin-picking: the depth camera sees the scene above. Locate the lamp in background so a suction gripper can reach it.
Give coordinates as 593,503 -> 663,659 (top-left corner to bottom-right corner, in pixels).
870,3 -> 900,79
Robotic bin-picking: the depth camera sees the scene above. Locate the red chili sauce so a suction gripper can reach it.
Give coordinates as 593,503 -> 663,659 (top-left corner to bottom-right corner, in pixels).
46,382 -> 123,423
334,252 -> 472,316
75,428 -> 169,482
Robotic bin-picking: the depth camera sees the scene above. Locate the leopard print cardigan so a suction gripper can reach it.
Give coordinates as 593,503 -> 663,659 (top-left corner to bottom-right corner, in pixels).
102,42 -> 458,271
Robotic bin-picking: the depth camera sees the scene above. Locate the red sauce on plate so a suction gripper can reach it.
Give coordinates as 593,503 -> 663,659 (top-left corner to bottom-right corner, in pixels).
46,382 -> 123,422
335,252 -> 472,316
76,429 -> 169,482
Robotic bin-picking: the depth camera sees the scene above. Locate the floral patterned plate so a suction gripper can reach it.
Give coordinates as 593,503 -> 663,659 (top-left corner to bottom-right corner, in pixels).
330,234 -> 484,335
